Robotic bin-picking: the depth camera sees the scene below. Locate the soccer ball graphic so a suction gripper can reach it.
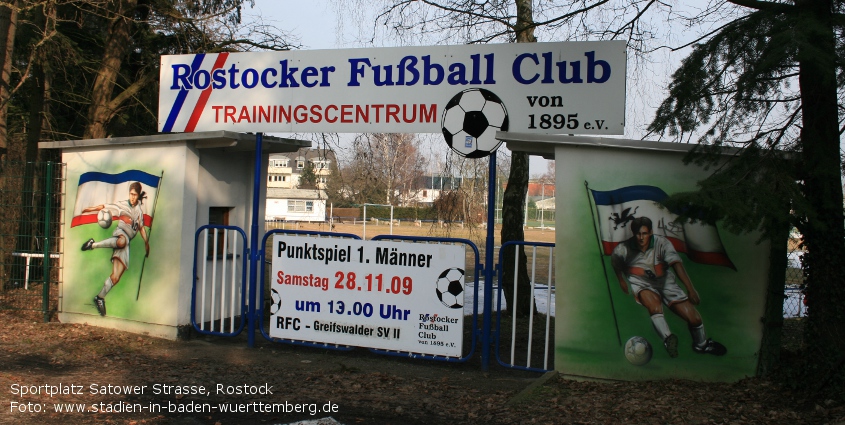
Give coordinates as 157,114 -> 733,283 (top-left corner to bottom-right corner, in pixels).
97,209 -> 112,229
435,267 -> 465,309
269,288 -> 282,315
624,336 -> 653,366
441,88 -> 509,158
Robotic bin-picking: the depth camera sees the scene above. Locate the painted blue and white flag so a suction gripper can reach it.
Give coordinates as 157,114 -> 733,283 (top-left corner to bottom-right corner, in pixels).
590,185 -> 735,269
71,170 -> 160,228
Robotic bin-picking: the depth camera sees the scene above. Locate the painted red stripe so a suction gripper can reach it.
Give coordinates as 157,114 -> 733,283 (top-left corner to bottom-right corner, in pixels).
686,250 -> 737,270
665,237 -> 688,254
184,52 -> 229,132
71,214 -> 154,228
601,240 -> 618,255
71,214 -> 97,227
603,237 -> 689,255
602,239 -> 736,270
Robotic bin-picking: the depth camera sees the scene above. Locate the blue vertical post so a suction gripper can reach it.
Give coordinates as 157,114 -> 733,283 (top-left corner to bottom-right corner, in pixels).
482,152 -> 496,370
248,133 -> 264,348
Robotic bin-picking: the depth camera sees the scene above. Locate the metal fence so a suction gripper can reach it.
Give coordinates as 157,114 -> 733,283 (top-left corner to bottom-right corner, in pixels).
495,241 -> 556,372
0,161 -> 65,321
490,236 -> 807,372
189,220 -> 806,371
784,238 -> 806,318
191,225 -> 248,336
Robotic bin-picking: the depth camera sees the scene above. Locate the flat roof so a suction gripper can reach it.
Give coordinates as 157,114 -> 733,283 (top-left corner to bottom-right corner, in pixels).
39,131 -> 310,154
496,132 -> 740,159
267,188 -> 327,200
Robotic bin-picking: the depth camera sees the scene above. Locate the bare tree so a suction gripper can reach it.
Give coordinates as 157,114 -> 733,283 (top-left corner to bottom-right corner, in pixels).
333,0 -> 687,315
352,133 -> 428,206
332,4 -> 845,387
497,0 -> 536,316
541,160 -> 555,183
83,0 -> 298,139
407,147 -> 492,238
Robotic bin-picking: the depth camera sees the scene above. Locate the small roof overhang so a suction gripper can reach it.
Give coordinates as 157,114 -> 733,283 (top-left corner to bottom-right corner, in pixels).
496,131 -> 713,159
39,131 -> 309,154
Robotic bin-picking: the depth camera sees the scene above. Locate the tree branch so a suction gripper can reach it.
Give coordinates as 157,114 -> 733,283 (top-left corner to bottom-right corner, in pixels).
726,0 -> 794,13
103,69 -> 156,124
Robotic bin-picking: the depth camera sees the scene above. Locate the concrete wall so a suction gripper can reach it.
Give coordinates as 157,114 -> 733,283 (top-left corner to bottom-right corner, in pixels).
53,134 -> 287,339
59,142 -> 196,339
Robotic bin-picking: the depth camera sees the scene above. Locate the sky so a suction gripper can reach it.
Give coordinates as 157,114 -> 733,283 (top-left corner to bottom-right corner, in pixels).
241,1 -> 845,177
242,0 -> 556,176
242,1 -> 845,180
245,1 -> 341,50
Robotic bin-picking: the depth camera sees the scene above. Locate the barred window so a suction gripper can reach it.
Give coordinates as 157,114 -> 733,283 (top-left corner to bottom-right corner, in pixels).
287,200 -> 314,212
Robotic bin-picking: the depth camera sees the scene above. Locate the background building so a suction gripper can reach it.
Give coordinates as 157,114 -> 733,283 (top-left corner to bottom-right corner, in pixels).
267,149 -> 336,190
402,175 -> 466,207
266,188 -> 327,222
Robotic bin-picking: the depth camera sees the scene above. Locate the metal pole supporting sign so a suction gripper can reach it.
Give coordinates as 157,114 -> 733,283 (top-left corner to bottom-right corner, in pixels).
482,151 -> 496,370
248,133 -> 263,347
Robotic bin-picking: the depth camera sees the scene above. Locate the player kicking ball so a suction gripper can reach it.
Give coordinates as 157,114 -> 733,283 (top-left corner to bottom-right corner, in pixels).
80,182 -> 150,316
611,216 -> 726,358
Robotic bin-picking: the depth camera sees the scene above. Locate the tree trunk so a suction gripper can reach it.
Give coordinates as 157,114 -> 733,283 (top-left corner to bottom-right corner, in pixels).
500,152 -> 533,315
795,0 -> 845,389
757,221 -> 788,376
15,1 -> 51,259
25,60 -> 46,163
84,0 -> 136,139
0,1 -> 17,288
499,0 -> 536,316
0,0 -> 17,155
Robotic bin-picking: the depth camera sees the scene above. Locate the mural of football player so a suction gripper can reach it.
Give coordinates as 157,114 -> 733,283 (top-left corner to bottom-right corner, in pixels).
611,216 -> 726,358
80,182 -> 150,316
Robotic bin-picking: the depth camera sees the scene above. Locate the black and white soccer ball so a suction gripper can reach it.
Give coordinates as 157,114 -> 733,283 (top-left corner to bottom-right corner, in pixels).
441,88 -> 509,158
435,267 -> 465,309
624,336 -> 653,366
97,209 -> 113,229
269,288 -> 282,315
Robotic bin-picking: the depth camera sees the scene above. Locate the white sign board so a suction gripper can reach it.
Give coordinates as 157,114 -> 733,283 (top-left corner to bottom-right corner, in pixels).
269,235 -> 467,357
159,41 -> 626,135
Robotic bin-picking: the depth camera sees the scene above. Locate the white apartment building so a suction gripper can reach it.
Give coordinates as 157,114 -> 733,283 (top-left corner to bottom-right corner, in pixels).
267,149 -> 335,190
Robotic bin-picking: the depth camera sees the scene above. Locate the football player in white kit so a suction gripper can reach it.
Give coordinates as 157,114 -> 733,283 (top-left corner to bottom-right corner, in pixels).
80,182 -> 150,316
611,216 -> 726,357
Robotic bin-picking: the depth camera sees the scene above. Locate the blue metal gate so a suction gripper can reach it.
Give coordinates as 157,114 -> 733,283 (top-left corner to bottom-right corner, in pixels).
251,230 -> 483,363
495,241 -> 556,372
190,225 -> 248,337
190,225 -> 549,371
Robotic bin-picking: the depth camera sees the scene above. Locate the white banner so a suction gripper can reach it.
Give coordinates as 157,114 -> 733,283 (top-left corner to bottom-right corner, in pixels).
159,41 -> 626,135
269,235 -> 467,357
